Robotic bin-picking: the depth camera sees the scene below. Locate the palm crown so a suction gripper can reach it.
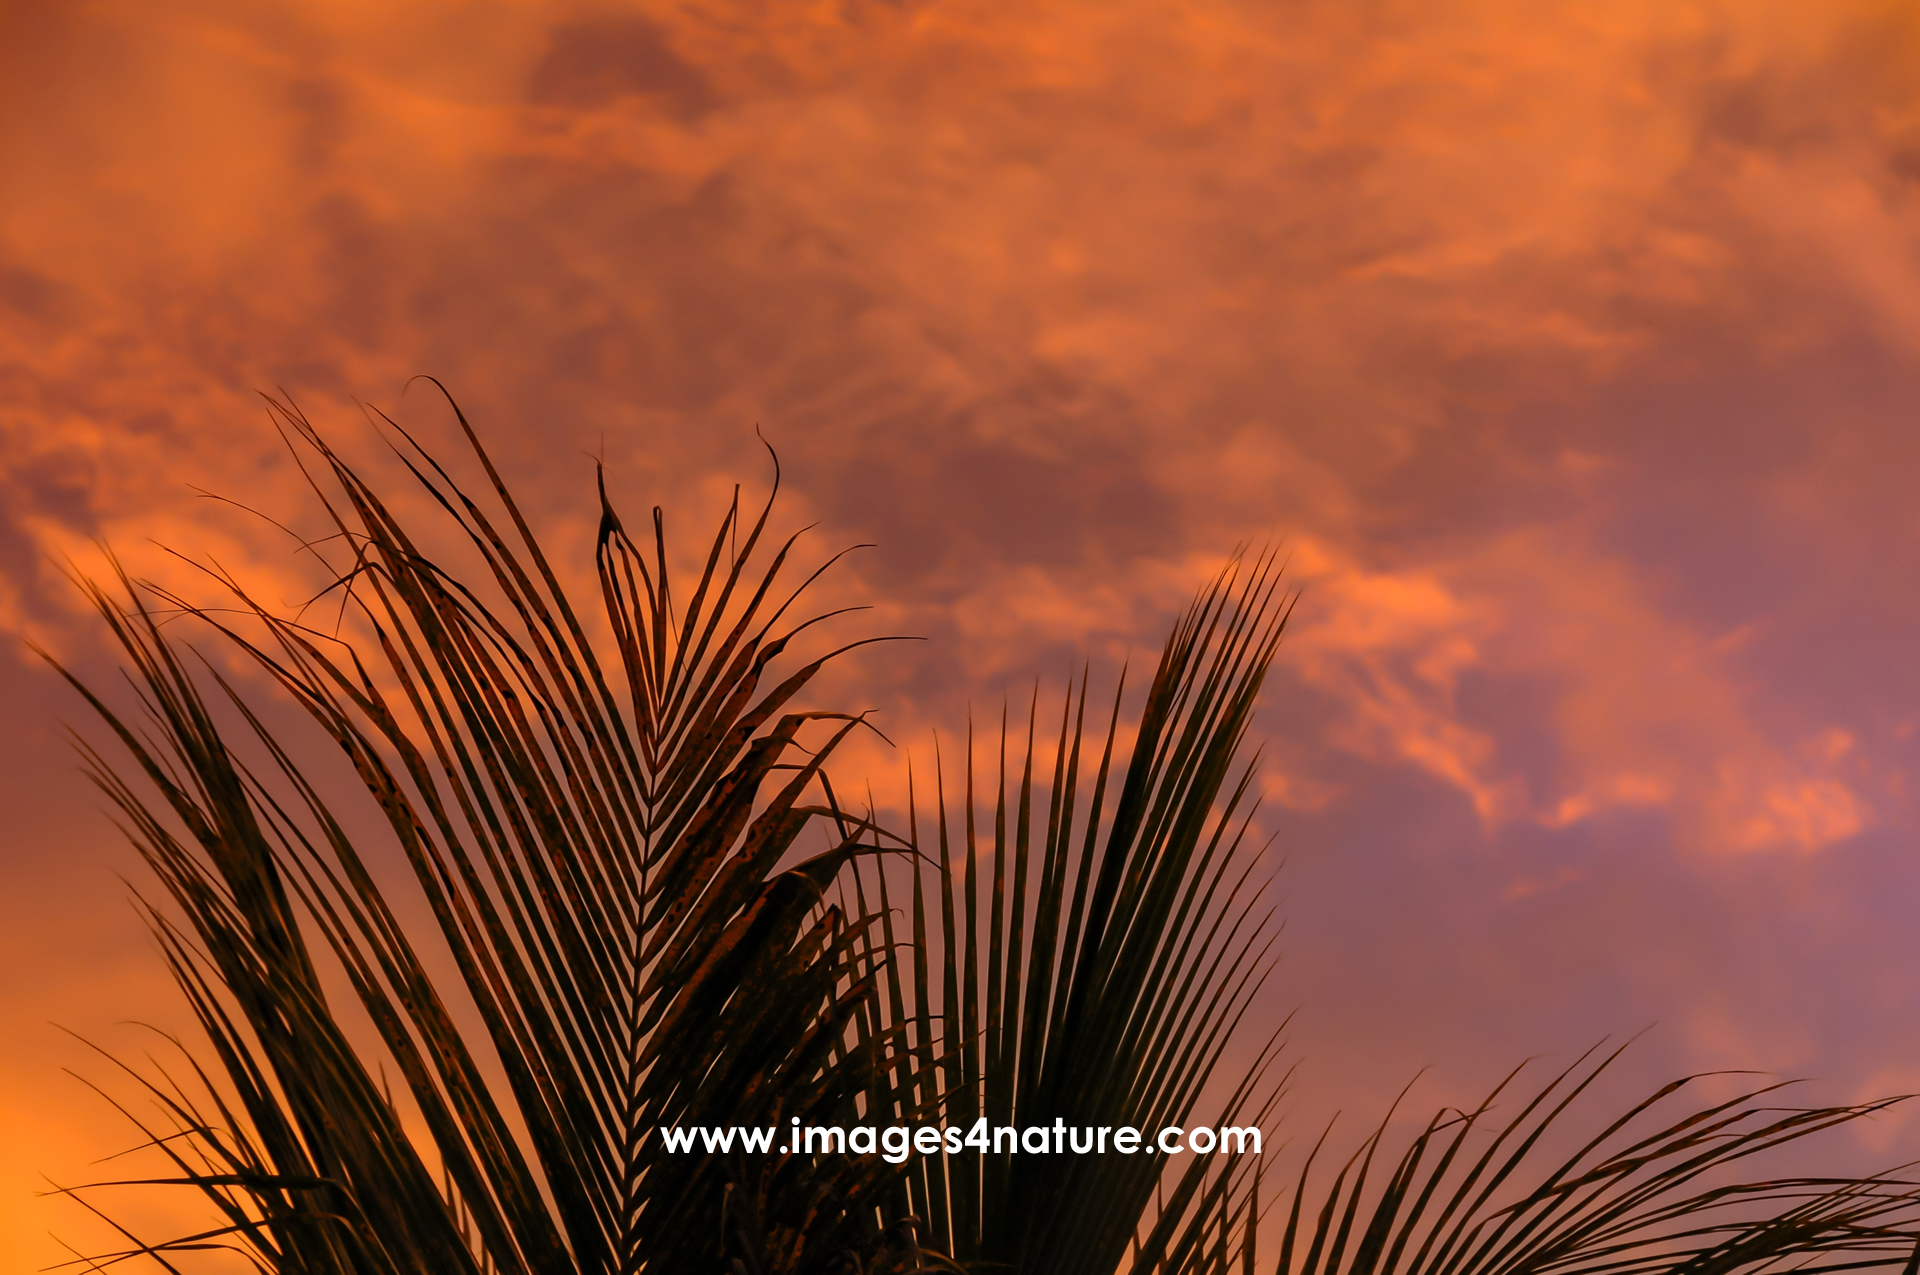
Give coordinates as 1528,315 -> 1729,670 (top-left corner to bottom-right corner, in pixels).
41,393 -> 1920,1275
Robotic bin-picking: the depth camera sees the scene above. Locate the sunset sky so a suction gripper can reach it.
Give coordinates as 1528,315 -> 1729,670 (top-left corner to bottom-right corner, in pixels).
8,0 -> 1920,1267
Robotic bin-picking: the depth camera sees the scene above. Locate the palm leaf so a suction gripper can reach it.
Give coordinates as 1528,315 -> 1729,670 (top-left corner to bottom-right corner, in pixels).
1271,1046 -> 1920,1275
45,392 -> 928,1273
840,553 -> 1294,1275
40,394 -> 1920,1275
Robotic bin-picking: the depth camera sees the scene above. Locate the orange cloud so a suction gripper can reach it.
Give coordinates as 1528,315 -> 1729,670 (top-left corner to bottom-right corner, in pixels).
11,0 -> 1920,1264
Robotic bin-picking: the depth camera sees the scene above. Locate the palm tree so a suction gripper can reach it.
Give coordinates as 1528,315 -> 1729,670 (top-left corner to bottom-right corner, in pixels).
39,392 -> 1920,1274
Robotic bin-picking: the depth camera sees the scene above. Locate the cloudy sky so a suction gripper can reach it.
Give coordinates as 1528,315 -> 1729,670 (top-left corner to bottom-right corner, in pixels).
7,0 -> 1920,1266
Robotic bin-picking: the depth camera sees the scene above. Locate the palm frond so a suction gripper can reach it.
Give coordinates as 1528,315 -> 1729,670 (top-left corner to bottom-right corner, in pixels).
40,395 -> 1920,1275
45,394 -> 927,1274
844,552 -> 1294,1275
1272,1046 -> 1920,1275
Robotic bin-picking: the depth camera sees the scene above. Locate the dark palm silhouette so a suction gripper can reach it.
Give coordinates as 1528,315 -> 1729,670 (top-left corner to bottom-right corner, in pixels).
41,395 -> 1920,1274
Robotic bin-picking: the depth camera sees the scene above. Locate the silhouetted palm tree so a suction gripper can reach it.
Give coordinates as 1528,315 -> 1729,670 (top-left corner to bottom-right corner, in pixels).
41,393 -> 1920,1274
